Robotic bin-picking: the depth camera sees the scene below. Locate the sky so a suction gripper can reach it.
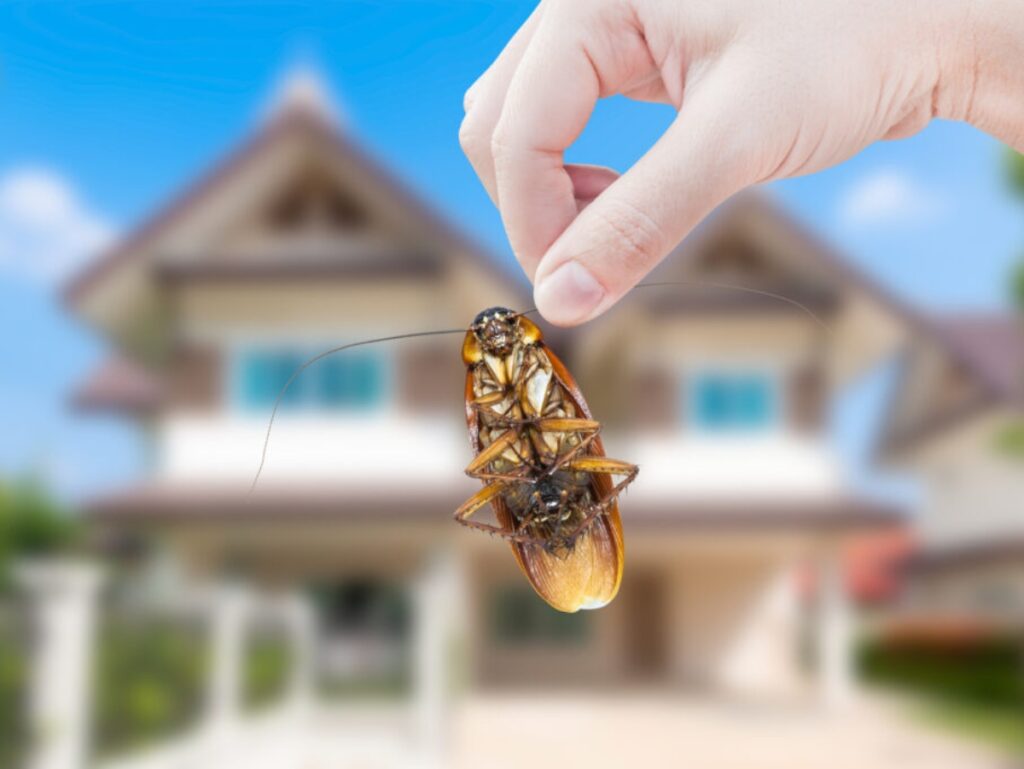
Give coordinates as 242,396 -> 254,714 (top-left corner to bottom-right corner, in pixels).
0,1 -> 1021,501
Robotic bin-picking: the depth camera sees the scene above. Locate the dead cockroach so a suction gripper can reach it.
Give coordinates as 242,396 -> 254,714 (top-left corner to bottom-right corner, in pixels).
456,307 -> 636,612
250,282 -> 830,613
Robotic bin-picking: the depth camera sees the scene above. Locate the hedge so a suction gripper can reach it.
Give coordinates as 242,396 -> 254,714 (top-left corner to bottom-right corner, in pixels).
858,636 -> 1024,709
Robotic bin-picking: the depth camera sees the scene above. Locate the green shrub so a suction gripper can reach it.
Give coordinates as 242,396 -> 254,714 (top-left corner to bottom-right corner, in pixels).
91,614 -> 209,759
0,611 -> 29,769
858,636 -> 1024,709
243,626 -> 293,712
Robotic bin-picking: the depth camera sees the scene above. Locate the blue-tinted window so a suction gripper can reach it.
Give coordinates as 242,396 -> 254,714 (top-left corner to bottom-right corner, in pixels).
688,370 -> 778,431
237,348 -> 386,411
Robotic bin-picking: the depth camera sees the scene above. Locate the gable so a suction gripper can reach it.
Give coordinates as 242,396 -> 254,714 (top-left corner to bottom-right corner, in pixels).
65,110 -> 520,351
881,315 -> 1023,460
637,192 -> 916,384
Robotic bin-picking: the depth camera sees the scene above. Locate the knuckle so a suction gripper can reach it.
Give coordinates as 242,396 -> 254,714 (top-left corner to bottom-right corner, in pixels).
458,116 -> 490,160
463,75 -> 485,113
595,199 -> 665,273
489,121 -> 516,162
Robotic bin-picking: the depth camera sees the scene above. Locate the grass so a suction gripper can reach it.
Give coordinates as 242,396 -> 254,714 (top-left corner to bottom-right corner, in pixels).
913,698 -> 1024,757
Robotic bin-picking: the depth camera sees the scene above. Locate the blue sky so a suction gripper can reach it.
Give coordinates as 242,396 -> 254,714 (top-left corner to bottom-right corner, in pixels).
0,1 -> 1021,500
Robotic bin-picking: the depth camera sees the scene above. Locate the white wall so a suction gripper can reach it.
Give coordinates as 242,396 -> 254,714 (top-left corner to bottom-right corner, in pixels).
912,410 -> 1024,550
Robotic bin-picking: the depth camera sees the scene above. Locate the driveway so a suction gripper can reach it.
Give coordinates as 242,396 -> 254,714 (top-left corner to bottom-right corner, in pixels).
453,693 -> 1015,769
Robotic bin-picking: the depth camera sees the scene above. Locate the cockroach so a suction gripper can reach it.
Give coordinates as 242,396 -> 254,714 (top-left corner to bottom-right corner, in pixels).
250,282 -> 831,613
456,307 -> 635,612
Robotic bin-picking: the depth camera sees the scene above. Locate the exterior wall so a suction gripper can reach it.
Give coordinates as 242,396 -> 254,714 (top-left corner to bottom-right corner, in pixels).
462,532 -> 815,698
667,554 -> 804,697
909,562 -> 1024,618
908,409 -> 1024,550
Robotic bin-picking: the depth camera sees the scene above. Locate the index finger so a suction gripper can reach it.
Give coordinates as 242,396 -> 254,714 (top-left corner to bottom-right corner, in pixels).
491,18 -> 600,279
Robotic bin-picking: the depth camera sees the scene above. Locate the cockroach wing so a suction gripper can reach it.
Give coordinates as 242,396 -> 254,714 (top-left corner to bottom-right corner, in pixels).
464,343 -> 625,613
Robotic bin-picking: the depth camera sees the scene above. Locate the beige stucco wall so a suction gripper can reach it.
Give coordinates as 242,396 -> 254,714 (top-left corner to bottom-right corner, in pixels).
667,554 -> 804,697
906,409 -> 1024,550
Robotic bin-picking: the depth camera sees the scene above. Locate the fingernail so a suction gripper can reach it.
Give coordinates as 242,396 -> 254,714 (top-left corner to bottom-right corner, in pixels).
534,261 -> 605,326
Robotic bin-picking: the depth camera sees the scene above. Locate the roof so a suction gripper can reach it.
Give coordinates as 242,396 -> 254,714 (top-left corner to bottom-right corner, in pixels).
87,483 -> 902,534
930,313 -> 1024,401
64,104 -> 524,315
881,313 -> 1024,457
71,357 -> 163,414
908,535 -> 1024,572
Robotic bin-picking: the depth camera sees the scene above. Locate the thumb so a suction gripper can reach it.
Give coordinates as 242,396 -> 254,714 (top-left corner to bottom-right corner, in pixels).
533,69 -> 759,326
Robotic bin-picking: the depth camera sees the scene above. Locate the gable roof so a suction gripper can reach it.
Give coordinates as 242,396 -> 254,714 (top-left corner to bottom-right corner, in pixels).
880,312 -> 1024,457
931,314 -> 1024,400
64,105 -> 523,321
627,191 -> 928,383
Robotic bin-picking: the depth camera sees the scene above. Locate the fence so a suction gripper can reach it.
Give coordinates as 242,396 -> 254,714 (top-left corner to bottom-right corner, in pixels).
11,562 -> 314,769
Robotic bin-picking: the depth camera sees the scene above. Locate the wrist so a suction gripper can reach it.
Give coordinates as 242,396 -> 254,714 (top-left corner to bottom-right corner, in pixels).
933,0 -> 1024,149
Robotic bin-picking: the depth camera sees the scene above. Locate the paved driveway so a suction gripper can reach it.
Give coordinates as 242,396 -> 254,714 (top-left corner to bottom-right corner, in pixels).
454,693 -> 1015,769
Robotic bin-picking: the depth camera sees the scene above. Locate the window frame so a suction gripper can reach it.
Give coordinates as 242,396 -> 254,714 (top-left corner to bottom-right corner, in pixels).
228,340 -> 394,414
682,359 -> 787,434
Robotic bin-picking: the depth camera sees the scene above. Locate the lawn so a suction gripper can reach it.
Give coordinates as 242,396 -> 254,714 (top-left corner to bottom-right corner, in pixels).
914,698 -> 1024,757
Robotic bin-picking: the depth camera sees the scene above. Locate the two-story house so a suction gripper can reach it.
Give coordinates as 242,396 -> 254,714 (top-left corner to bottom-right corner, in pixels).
67,76 -> 908,708
882,313 -> 1024,626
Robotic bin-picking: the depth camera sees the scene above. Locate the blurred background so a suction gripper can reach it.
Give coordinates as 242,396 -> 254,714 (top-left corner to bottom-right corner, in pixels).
1,3 -> 1022,768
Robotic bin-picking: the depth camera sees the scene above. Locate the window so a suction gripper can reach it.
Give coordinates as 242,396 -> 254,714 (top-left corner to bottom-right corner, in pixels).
489,586 -> 592,646
236,348 -> 386,412
687,369 -> 779,431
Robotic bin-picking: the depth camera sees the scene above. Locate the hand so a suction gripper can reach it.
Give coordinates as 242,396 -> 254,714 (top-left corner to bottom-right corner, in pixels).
460,0 -> 1024,326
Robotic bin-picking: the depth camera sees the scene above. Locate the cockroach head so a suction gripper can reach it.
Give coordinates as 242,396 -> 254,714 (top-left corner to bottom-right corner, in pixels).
472,306 -> 519,355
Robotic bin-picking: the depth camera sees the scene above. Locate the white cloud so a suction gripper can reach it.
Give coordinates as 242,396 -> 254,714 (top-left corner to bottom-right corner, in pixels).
0,166 -> 116,283
836,169 -> 945,230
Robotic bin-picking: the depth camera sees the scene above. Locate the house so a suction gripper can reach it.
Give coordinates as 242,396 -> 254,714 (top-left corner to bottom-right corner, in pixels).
881,313 -> 1024,628
66,73 -> 909,713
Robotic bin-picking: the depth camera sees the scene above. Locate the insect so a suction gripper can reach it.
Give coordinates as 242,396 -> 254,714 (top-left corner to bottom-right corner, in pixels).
456,308 -> 637,612
250,283 -> 829,613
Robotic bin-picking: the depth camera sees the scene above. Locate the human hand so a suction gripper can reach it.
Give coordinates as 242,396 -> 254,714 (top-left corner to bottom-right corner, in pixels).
460,0 -> 1024,326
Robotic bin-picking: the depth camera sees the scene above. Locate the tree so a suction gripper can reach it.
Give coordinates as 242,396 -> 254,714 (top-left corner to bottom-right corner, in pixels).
1009,149 -> 1024,197
999,150 -> 1024,456
1010,150 -> 1024,311
0,478 -> 80,586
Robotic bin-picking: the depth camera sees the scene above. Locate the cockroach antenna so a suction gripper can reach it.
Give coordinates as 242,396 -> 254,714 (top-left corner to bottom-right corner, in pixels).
249,326 -> 468,494
631,279 -> 835,334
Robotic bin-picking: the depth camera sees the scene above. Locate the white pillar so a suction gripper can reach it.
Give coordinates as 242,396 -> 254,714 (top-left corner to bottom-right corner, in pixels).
281,592 -> 317,714
206,583 -> 250,737
818,549 -> 854,709
16,561 -> 103,769
412,550 -> 456,766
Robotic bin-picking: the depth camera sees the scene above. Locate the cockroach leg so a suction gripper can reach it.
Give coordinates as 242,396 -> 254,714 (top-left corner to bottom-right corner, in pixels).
453,483 -> 550,544
463,428 -> 519,477
566,455 -> 640,504
533,418 -> 602,476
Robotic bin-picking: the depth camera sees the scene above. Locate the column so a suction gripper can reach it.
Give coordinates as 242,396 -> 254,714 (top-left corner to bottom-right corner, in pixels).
281,591 -> 317,714
818,548 -> 854,709
206,582 -> 250,736
412,549 -> 457,765
16,561 -> 103,769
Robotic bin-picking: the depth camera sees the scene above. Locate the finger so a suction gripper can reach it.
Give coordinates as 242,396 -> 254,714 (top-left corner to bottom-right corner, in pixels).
459,5 -> 544,204
533,65 -> 760,326
566,164 -> 620,206
491,17 -> 602,278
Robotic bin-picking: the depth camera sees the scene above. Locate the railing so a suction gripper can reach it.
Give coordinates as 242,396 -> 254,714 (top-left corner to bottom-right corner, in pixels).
12,563 -> 315,769
11,553 -> 459,769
